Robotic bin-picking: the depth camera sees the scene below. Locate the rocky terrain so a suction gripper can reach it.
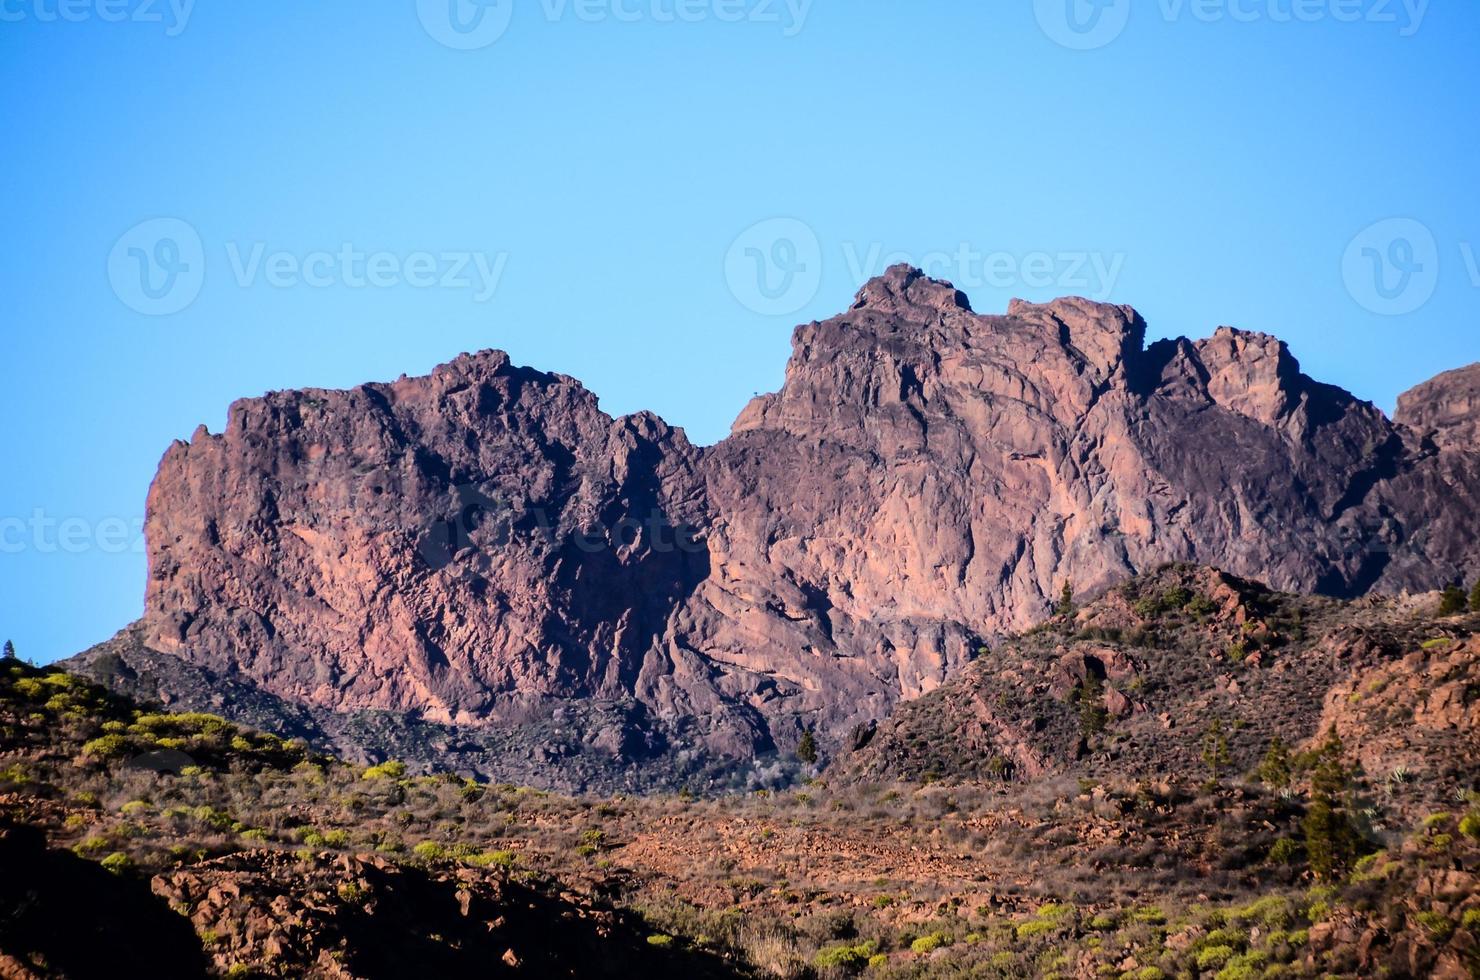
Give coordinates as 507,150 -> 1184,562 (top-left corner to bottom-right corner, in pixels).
67,266 -> 1480,788
6,574 -> 1480,978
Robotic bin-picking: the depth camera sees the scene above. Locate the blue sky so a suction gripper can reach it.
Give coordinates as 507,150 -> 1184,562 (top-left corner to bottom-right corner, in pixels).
2,0 -> 1477,663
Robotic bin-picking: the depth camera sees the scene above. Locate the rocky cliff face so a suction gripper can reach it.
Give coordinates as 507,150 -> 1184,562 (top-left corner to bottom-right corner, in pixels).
75,266 -> 1480,787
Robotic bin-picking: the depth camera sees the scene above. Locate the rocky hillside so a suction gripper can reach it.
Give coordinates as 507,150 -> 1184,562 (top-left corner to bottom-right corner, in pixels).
848,564 -> 1479,824
70,266 -> 1480,787
7,631 -> 1480,979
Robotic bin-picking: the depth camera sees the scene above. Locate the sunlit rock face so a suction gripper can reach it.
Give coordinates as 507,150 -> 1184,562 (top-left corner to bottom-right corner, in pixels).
126,265 -> 1480,770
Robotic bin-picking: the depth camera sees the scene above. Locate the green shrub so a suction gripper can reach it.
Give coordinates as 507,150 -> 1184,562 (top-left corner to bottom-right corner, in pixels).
467,850 -> 516,869
412,841 -> 447,861
1438,585 -> 1467,616
1014,919 -> 1057,940
1232,895 -> 1292,931
1196,945 -> 1235,970
1267,837 -> 1300,865
646,934 -> 675,948
81,734 -> 129,759
910,932 -> 951,954
100,852 -> 133,875
813,942 -> 875,971
1186,593 -> 1217,618
1458,812 -> 1480,840
1415,911 -> 1453,940
362,760 -> 407,780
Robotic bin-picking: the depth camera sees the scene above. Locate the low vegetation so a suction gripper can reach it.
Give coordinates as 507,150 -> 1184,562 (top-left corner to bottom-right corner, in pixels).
3,569 -> 1478,978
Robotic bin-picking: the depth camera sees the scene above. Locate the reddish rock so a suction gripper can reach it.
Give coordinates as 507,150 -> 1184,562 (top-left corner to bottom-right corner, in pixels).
75,266 -> 1480,780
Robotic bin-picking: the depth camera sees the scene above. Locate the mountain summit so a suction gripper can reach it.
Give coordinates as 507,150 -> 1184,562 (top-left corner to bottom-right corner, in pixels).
72,267 -> 1480,789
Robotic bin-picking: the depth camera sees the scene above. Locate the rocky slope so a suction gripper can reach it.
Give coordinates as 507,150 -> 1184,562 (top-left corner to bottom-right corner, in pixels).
8,629 -> 1480,979
847,564 -> 1479,822
69,266 -> 1480,787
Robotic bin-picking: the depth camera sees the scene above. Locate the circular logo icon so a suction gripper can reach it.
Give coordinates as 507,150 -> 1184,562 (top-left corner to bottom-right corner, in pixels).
724,218 -> 823,317
1341,218 -> 1440,316
417,0 -> 514,50
1034,0 -> 1131,50
107,218 -> 206,316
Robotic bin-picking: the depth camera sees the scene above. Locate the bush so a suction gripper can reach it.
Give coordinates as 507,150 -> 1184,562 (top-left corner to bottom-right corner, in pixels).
100,852 -> 133,875
466,850 -> 516,869
1196,945 -> 1235,970
412,841 -> 447,861
1014,919 -> 1057,940
1415,911 -> 1453,940
910,933 -> 951,954
362,760 -> 407,780
81,734 -> 129,759
1438,585 -> 1467,616
813,942 -> 874,971
1459,812 -> 1480,840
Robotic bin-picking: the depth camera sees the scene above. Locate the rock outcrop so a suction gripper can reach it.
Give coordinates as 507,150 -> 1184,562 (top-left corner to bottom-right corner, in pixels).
70,266 -> 1480,788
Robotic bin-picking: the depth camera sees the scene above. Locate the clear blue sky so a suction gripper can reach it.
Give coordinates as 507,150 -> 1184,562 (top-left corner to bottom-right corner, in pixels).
2,1 -> 1477,663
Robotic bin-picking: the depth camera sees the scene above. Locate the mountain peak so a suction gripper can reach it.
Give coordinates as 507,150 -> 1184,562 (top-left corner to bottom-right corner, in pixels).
850,264 -> 973,315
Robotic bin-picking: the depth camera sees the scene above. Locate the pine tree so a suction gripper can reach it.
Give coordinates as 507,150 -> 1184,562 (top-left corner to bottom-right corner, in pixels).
1078,674 -> 1109,737
1,640 -> 13,661
1257,735 -> 1292,789
1057,581 -> 1075,617
1470,578 -> 1480,613
796,729 -> 817,765
1201,720 -> 1231,782
1438,584 -> 1467,616
1303,732 -> 1357,880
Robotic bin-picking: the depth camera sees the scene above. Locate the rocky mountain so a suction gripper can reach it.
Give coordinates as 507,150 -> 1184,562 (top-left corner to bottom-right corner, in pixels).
69,266 -> 1480,789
